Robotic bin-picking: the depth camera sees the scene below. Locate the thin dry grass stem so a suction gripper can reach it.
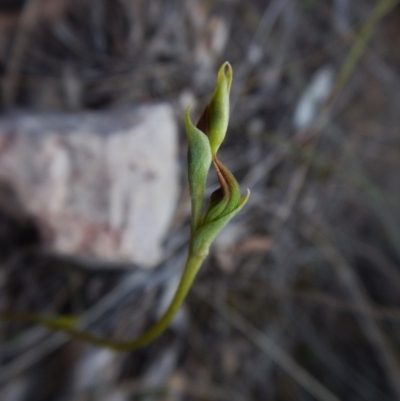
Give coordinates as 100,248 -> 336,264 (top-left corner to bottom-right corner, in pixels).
266,0 -> 399,259
241,150 -> 284,191
218,279 -> 400,321
287,291 -> 400,321
195,288 -> 342,401
0,251 -> 187,385
334,0 -> 400,95
350,240 -> 400,289
271,164 -> 309,233
311,216 -> 400,399
230,0 -> 289,112
261,132 -> 400,212
294,310 -> 387,401
366,50 -> 400,93
117,378 -> 248,401
324,121 -> 400,262
2,0 -> 42,108
0,330 -> 68,386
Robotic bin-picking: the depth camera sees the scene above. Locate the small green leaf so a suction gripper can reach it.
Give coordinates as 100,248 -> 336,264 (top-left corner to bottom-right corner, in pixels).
185,106 -> 212,232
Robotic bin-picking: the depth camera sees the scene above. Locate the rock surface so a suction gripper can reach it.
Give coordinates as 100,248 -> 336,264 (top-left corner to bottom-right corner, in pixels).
0,105 -> 179,267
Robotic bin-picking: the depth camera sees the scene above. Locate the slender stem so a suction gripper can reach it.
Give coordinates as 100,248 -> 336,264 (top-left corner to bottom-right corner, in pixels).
0,252 -> 205,351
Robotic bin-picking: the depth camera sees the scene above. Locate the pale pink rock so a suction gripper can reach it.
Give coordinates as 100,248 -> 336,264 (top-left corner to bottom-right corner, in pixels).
0,105 -> 179,267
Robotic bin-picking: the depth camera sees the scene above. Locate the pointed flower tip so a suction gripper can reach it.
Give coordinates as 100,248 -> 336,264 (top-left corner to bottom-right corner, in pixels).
185,104 -> 199,134
242,188 -> 250,205
218,62 -> 233,91
184,104 -> 192,122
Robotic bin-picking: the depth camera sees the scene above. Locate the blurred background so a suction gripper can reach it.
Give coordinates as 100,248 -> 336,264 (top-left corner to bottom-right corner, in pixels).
0,0 -> 400,400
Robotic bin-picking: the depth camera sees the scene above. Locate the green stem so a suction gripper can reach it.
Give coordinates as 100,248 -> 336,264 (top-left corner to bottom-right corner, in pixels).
0,252 -> 205,351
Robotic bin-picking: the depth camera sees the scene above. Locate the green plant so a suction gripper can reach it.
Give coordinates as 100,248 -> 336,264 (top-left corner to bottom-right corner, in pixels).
0,62 -> 249,351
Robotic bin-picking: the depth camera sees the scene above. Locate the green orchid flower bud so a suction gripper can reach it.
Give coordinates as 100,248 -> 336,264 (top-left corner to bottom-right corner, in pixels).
197,62 -> 232,155
187,61 -> 248,258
